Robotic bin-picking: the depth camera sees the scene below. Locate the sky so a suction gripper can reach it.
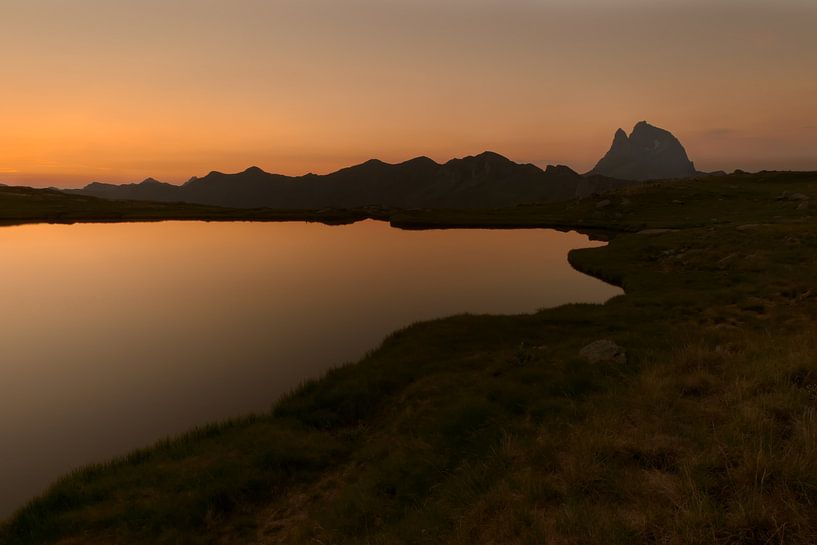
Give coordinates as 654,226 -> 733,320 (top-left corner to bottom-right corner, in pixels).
1,0 -> 816,187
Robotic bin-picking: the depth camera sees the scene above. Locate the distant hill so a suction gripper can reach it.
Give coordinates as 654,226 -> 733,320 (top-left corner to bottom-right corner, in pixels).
69,152 -> 634,209
589,121 -> 697,181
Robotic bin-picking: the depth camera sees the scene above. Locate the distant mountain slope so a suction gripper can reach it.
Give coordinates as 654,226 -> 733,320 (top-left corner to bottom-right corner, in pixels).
589,121 -> 696,181
69,152 -> 634,209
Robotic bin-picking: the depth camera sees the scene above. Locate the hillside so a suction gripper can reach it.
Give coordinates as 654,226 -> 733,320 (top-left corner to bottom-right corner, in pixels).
0,185 -> 378,226
2,171 -> 817,544
68,152 -> 634,209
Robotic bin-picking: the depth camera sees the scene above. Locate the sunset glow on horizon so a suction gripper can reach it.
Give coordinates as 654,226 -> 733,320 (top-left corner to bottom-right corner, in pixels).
2,0 -> 816,188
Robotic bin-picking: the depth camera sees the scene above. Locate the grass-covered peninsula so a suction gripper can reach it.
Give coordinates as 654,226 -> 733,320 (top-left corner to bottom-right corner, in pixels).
2,171 -> 817,544
0,185 -> 377,226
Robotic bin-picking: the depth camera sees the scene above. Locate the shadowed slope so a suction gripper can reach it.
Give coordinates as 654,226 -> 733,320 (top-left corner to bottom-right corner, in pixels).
70,152 -> 632,209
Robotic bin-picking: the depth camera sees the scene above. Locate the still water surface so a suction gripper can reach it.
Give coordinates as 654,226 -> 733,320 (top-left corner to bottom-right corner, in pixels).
0,220 -> 621,517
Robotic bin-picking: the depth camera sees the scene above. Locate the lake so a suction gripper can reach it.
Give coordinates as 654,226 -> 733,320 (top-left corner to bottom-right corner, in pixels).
0,220 -> 621,518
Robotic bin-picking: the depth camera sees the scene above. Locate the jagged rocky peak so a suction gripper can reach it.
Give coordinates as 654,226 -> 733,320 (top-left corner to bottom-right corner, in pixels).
83,181 -> 115,189
629,121 -> 681,151
473,151 -> 514,163
611,128 -> 629,149
445,151 -> 515,169
545,164 -> 580,177
400,155 -> 439,168
590,121 -> 696,181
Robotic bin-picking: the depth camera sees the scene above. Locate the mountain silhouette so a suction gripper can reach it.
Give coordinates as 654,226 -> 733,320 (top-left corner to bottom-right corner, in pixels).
70,152 -> 632,209
589,121 -> 696,181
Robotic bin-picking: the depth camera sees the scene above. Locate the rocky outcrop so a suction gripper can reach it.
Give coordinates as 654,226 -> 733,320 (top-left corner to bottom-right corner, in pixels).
579,339 -> 627,364
589,121 -> 696,181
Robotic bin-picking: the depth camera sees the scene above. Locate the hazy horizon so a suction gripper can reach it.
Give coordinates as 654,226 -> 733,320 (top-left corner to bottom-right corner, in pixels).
2,0 -> 816,188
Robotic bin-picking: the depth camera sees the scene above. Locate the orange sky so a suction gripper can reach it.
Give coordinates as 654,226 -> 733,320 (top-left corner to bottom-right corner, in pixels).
1,0 -> 816,188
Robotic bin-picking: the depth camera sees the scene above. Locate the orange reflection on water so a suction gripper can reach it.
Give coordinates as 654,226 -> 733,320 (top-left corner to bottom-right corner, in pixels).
0,220 -> 620,517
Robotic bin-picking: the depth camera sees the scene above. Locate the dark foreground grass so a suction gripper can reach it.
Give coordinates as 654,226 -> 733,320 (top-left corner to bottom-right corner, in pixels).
2,171 -> 817,544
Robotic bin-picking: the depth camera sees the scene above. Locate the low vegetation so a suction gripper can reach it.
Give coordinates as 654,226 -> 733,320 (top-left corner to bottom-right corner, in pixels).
2,171 -> 817,544
0,185 -> 375,226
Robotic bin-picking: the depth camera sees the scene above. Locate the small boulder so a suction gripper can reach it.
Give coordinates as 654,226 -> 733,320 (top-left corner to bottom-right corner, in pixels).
797,201 -> 809,210
579,339 -> 627,364
596,199 -> 612,209
777,191 -> 810,202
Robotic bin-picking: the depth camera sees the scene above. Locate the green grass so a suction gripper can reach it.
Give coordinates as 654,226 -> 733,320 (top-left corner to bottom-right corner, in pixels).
2,171 -> 817,544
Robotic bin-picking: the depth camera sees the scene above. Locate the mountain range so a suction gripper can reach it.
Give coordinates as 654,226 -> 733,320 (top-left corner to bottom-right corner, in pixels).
69,122 -> 696,209
70,152 -> 634,209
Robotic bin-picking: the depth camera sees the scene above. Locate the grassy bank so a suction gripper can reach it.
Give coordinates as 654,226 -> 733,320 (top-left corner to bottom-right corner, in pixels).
2,171 -> 817,544
0,185 -> 377,226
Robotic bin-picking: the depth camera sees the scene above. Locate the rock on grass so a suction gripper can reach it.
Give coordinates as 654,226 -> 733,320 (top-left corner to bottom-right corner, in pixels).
579,339 -> 627,364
